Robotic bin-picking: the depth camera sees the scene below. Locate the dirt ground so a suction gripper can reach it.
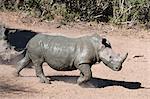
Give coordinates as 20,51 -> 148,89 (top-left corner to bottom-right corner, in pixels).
0,11 -> 150,99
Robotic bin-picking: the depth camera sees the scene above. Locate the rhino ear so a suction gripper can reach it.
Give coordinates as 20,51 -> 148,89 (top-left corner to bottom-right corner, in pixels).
102,38 -> 107,44
102,38 -> 111,48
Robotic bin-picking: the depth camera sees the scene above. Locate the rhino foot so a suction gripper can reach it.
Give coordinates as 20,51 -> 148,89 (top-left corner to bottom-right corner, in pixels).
77,77 -> 84,85
39,78 -> 51,84
78,82 -> 95,88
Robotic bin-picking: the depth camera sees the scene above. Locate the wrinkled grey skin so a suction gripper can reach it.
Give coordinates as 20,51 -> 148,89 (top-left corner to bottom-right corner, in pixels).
14,33 -> 128,84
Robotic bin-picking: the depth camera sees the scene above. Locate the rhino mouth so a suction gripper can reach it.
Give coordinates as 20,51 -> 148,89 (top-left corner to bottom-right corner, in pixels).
114,66 -> 122,71
112,65 -> 122,71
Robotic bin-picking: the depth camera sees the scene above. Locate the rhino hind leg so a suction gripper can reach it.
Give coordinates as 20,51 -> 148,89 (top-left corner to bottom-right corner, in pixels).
77,64 -> 92,85
31,57 -> 50,84
14,52 -> 30,77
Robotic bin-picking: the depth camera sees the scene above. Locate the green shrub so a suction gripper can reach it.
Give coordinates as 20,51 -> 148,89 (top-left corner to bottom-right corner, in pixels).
0,0 -> 150,24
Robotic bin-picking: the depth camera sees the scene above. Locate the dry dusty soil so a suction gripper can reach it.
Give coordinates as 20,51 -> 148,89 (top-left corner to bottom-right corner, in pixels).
0,12 -> 150,99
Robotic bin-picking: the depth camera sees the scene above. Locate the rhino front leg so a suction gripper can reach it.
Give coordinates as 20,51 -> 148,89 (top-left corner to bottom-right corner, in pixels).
77,64 -> 92,85
32,58 -> 51,84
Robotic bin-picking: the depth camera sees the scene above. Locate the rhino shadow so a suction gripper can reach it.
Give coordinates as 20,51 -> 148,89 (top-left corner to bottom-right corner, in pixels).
5,28 -> 37,51
49,75 -> 143,89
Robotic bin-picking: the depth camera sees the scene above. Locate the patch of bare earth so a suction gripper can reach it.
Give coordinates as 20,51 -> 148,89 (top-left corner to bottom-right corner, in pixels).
0,11 -> 150,99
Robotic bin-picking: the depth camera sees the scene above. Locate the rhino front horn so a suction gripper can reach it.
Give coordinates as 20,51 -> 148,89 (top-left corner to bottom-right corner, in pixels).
121,53 -> 128,63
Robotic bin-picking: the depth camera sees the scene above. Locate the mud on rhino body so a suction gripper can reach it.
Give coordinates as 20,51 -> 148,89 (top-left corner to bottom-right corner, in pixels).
14,33 -> 128,84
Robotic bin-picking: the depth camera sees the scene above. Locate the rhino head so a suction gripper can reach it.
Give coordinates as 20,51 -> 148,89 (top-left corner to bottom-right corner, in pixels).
91,34 -> 128,71
98,37 -> 128,71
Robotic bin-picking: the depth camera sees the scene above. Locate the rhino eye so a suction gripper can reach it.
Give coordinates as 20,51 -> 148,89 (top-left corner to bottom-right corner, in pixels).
109,56 -> 112,59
